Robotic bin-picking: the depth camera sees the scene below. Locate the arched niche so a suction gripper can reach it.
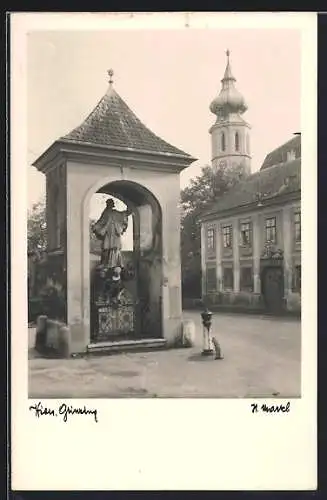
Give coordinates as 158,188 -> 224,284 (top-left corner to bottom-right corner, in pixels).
88,179 -> 163,341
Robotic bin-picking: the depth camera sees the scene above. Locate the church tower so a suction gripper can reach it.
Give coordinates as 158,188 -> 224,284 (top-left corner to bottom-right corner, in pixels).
209,50 -> 251,175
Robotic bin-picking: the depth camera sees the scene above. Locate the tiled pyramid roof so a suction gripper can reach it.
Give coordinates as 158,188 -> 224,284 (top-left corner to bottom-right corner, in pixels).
202,158 -> 301,218
62,86 -> 192,158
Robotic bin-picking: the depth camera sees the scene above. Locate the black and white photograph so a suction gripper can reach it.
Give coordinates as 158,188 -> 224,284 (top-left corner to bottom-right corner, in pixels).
26,24 -> 303,399
11,12 -> 317,491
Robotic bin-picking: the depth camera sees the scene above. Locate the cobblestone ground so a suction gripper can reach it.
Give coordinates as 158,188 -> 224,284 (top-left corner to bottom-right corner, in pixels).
28,311 -> 301,399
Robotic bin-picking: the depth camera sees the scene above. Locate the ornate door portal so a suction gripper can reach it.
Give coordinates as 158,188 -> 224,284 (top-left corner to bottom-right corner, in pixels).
262,266 -> 284,313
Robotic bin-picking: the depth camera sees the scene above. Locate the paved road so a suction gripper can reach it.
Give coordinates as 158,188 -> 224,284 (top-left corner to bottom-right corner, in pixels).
28,311 -> 301,399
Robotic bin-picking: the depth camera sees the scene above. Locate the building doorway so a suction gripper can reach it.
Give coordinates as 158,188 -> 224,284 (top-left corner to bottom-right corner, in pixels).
261,266 -> 284,313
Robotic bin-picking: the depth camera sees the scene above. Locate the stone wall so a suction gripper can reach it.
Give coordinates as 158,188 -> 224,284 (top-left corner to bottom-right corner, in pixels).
204,291 -> 264,309
184,290 -> 300,316
286,292 -> 301,313
65,159 -> 183,352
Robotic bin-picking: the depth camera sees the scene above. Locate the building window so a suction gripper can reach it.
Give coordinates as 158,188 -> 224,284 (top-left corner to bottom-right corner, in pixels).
223,225 -> 232,248
287,150 -> 296,162
294,212 -> 301,242
206,267 -> 216,292
207,227 -> 215,251
265,217 -> 277,244
221,132 -> 226,152
235,132 -> 240,152
240,267 -> 253,292
223,267 -> 233,290
240,221 -> 252,247
293,265 -> 301,293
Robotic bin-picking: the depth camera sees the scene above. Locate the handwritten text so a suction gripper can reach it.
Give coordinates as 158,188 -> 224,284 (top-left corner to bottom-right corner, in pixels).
29,401 -> 98,423
251,402 -> 291,414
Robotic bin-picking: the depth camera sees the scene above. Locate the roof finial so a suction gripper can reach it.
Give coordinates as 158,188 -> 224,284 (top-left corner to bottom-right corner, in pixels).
226,49 -> 230,59
108,69 -> 114,85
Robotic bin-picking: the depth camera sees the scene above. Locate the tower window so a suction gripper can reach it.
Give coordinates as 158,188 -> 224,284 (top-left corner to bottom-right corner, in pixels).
235,132 -> 240,152
246,134 -> 250,154
221,132 -> 226,152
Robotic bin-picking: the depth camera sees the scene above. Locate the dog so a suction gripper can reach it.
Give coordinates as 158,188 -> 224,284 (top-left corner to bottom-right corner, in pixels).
211,336 -> 224,360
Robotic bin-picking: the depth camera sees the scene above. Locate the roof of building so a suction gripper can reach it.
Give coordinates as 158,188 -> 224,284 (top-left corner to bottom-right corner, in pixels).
61,83 -> 193,159
260,134 -> 301,170
201,158 -> 301,219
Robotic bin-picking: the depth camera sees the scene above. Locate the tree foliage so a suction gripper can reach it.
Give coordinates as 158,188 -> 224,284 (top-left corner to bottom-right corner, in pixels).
27,201 -> 47,253
27,198 -> 98,255
180,163 -> 249,298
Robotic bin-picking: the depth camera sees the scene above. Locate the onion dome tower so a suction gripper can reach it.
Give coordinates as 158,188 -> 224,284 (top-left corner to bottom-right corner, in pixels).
209,50 -> 251,175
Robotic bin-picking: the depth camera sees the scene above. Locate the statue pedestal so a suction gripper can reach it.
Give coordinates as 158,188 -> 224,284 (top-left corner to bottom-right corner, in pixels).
91,266 -> 135,341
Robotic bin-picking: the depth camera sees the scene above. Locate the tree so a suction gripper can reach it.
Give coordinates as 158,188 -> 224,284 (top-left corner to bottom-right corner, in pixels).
180,162 -> 248,298
27,200 -> 47,253
27,198 -> 98,254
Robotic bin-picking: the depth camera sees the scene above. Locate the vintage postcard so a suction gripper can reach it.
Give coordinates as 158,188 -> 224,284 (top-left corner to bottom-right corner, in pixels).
11,12 -> 317,490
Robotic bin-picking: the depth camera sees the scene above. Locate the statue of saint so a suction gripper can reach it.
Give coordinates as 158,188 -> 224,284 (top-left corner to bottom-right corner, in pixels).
92,199 -> 131,269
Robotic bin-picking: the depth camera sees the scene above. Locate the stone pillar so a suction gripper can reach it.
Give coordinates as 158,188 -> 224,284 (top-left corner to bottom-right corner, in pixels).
252,213 -> 261,294
233,219 -> 240,292
282,206 -> 293,297
66,179 -> 89,354
216,223 -> 223,291
201,224 -> 206,297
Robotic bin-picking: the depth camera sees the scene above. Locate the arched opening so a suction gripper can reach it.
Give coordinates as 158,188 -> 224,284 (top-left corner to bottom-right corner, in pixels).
221,132 -> 226,152
246,133 -> 250,154
89,180 -> 163,342
235,132 -> 240,152
89,193 -> 134,272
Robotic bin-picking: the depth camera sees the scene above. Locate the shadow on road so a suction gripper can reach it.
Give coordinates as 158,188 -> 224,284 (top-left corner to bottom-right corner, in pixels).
187,353 -> 216,362
109,370 -> 140,378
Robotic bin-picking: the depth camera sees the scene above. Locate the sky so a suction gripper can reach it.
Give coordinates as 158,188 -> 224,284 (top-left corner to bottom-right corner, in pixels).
27,28 -> 301,221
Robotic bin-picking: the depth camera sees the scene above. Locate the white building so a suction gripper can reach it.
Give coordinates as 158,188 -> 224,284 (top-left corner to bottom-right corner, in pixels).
200,52 -> 301,314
